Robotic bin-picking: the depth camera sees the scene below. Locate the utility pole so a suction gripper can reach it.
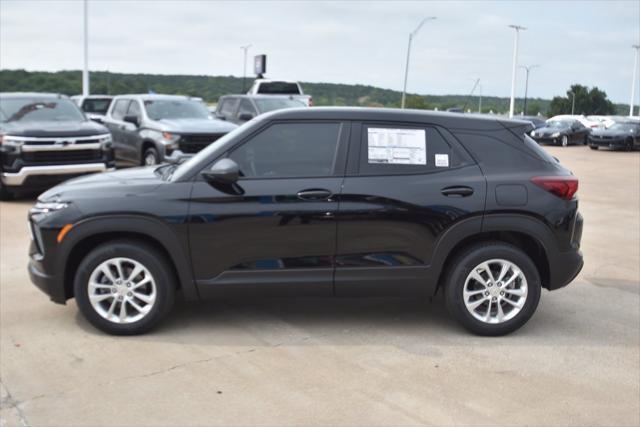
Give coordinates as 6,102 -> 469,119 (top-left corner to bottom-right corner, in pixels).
240,44 -> 252,93
570,91 -> 576,115
630,45 -> 639,117
401,17 -> 436,109
508,25 -> 526,118
82,0 -> 89,96
519,64 -> 539,115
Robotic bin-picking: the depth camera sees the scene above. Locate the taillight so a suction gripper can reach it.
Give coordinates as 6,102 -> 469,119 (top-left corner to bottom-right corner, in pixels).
531,176 -> 578,200
308,97 -> 314,107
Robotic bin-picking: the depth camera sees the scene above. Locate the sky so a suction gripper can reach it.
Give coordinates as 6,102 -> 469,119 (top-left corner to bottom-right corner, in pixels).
1,0 -> 639,103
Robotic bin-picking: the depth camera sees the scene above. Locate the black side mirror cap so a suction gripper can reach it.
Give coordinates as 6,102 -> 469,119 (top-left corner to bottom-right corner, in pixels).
202,158 -> 240,184
238,113 -> 255,122
123,115 -> 139,127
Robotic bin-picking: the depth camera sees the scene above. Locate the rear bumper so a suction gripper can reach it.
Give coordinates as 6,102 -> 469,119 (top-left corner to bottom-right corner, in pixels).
548,249 -> 584,290
2,163 -> 115,187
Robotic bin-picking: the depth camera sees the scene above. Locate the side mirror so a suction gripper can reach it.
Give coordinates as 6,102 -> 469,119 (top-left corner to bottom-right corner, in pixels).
202,158 -> 240,184
123,115 -> 139,127
238,113 -> 255,122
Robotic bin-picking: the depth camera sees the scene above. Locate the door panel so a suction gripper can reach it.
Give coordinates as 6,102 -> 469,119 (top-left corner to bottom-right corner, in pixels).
188,177 -> 342,297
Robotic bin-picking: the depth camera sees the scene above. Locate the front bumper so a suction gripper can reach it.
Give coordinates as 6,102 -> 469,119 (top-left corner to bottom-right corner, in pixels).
588,137 -> 632,148
2,163 -> 115,187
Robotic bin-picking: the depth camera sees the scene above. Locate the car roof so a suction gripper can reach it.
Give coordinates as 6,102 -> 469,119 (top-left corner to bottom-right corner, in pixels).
71,94 -> 113,99
112,94 -> 191,101
259,107 -> 531,130
0,92 -> 68,99
220,94 -> 303,100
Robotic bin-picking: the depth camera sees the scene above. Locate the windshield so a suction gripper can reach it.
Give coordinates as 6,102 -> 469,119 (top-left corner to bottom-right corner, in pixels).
0,97 -> 86,123
144,99 -> 210,120
254,98 -> 305,113
256,82 -> 301,95
609,123 -> 639,133
82,98 -> 112,114
546,120 -> 572,129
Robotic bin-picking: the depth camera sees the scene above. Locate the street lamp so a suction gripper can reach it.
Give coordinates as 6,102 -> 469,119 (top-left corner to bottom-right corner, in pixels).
401,16 -> 436,109
82,0 -> 89,96
569,91 -> 576,115
240,44 -> 252,93
630,44 -> 639,117
508,24 -> 526,118
519,64 -> 540,115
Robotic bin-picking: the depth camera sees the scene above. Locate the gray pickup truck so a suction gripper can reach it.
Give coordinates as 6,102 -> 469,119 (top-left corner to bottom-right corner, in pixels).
102,94 -> 237,166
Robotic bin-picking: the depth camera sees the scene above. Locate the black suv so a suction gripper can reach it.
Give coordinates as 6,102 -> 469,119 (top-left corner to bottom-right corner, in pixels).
1,93 -> 115,200
28,108 -> 583,336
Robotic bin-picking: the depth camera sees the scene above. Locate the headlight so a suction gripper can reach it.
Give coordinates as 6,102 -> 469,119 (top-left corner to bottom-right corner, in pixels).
30,201 -> 69,215
0,135 -> 25,148
530,130 -> 536,137
551,132 -> 561,138
97,134 -> 112,150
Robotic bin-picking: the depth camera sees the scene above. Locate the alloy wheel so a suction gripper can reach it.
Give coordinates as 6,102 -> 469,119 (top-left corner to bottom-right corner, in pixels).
463,259 -> 528,324
87,257 -> 157,324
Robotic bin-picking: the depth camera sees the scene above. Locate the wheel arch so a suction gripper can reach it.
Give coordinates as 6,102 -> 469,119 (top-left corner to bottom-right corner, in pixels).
59,215 -> 198,301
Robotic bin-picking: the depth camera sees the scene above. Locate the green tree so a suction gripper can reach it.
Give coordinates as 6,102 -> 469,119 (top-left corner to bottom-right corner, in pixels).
549,84 -> 616,116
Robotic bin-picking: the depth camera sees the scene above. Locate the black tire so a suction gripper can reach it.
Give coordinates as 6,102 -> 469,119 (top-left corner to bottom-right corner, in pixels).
74,239 -> 176,335
444,242 -> 542,336
142,146 -> 159,166
626,137 -> 634,151
0,181 -> 13,201
589,145 -> 598,150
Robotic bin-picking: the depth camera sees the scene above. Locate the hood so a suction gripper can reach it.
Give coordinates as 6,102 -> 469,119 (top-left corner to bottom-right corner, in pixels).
155,118 -> 237,133
0,119 -> 108,137
535,126 -> 569,135
39,166 -> 163,202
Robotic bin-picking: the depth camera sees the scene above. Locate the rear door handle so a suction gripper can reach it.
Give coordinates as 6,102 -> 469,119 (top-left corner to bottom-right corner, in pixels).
297,189 -> 333,200
441,186 -> 474,197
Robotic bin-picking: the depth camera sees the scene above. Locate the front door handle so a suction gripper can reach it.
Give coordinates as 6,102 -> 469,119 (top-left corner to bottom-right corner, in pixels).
297,189 -> 333,201
441,186 -> 474,197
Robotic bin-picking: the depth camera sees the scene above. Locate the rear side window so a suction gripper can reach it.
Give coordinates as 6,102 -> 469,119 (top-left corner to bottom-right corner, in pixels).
219,98 -> 239,117
358,124 -> 458,175
111,99 -> 130,120
256,82 -> 301,95
229,122 -> 341,178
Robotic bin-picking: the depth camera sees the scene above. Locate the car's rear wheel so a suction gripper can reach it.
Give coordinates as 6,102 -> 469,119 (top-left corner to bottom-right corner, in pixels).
74,240 -> 175,335
561,135 -> 569,147
444,242 -> 541,336
589,145 -> 598,150
142,147 -> 159,166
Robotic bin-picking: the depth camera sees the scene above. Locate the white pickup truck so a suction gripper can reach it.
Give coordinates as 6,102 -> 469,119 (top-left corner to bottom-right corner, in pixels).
247,79 -> 313,106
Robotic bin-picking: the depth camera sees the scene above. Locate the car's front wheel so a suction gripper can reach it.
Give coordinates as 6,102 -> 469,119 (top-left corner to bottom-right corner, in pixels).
74,240 -> 176,335
444,242 -> 541,336
142,147 -> 160,166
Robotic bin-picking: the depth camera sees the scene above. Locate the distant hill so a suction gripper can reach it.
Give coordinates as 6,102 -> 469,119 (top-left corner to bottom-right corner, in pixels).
0,69 -> 629,115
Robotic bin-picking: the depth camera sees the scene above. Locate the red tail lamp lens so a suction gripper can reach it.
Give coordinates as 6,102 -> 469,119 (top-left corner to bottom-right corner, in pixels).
531,176 -> 579,200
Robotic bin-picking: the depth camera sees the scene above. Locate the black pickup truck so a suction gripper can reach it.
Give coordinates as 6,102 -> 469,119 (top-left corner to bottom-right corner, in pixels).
0,93 -> 115,200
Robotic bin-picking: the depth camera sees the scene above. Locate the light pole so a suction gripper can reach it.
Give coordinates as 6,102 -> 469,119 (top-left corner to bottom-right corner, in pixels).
569,91 -> 576,115
240,44 -> 252,93
82,0 -> 89,96
508,24 -> 526,118
519,64 -> 539,115
630,44 -> 639,117
478,82 -> 482,113
401,16 -> 436,109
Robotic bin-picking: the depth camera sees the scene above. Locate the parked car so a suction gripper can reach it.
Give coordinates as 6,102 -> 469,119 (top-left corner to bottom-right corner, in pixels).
0,93 -> 114,200
71,95 -> 113,123
215,95 -> 306,124
548,114 -> 602,129
246,79 -> 312,106
28,107 -> 583,336
588,120 -> 640,150
530,118 -> 591,146
102,94 -> 237,166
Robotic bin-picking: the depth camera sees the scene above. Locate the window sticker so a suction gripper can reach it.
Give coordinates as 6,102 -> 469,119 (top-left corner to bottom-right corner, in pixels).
367,128 -> 426,165
435,154 -> 449,167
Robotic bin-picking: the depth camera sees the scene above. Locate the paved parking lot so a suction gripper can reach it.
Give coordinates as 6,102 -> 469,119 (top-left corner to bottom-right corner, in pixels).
1,146 -> 638,427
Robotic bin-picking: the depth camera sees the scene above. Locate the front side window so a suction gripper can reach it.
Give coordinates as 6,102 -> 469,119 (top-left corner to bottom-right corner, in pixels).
236,99 -> 257,118
111,99 -> 130,120
127,100 -> 141,118
0,97 -> 85,123
229,122 -> 342,178
219,98 -> 239,117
